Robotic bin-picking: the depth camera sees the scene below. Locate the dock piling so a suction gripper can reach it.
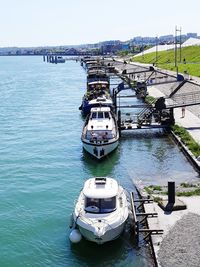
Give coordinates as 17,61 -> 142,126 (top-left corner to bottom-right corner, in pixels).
117,110 -> 121,137
168,181 -> 175,204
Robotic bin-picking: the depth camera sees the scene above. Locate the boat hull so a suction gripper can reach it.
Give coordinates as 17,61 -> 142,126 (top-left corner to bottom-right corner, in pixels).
82,139 -> 119,159
77,221 -> 126,244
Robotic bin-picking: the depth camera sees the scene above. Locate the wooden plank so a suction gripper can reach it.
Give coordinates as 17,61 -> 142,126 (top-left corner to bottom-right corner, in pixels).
134,199 -> 153,203
139,229 -> 164,233
136,212 -> 158,216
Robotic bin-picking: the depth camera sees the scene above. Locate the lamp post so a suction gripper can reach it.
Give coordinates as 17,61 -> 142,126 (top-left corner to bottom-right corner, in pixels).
175,26 -> 182,76
156,36 -> 158,67
175,26 -> 177,68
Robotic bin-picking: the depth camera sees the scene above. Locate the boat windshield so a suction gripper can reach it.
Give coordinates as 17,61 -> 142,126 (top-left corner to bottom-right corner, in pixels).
91,111 -> 110,119
85,197 -> 116,213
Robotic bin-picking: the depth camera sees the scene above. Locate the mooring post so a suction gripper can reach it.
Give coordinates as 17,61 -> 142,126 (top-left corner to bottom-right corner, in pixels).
118,110 -> 121,137
168,181 -> 175,204
136,220 -> 139,245
43,55 -> 45,62
164,181 -> 176,212
112,88 -> 116,113
169,108 -> 175,125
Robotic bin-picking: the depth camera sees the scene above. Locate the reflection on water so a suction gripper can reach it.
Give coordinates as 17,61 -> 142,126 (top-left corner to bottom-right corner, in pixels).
81,147 -> 120,177
69,219 -> 153,267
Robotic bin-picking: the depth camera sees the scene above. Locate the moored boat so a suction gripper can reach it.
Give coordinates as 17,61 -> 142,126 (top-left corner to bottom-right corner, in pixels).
69,177 -> 129,244
56,56 -> 65,63
79,62 -> 111,116
80,80 -> 112,116
81,107 -> 119,159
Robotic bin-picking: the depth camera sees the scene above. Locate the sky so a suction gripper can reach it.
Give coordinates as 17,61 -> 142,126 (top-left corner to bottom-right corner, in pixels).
0,0 -> 199,47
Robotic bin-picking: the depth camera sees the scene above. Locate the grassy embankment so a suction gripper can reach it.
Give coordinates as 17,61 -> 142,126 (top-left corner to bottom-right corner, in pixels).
131,46 -> 200,77
172,124 -> 200,157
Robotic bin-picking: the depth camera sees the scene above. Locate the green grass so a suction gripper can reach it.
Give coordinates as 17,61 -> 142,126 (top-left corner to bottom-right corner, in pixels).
172,125 -> 200,157
180,182 -> 197,188
144,185 -> 162,194
153,196 -> 163,203
131,46 -> 200,77
177,188 -> 200,196
161,63 -> 200,77
145,95 -> 156,105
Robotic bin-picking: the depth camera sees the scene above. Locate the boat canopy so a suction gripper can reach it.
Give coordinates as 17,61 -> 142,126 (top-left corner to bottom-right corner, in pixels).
83,177 -> 119,198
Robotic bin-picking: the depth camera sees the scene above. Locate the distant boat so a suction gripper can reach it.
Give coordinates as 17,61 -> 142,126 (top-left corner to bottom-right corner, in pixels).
69,177 -> 129,244
80,80 -> 113,116
56,56 -> 65,63
81,107 -> 119,159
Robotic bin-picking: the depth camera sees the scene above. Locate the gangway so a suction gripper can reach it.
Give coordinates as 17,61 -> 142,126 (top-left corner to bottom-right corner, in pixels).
103,59 -> 200,131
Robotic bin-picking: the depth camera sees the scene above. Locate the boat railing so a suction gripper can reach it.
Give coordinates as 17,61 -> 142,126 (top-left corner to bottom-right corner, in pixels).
87,77 -> 109,84
83,130 -> 117,144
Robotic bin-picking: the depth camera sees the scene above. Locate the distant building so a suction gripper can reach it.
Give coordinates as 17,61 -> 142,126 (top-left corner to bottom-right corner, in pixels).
159,35 -> 174,43
187,32 -> 198,38
122,43 -> 130,50
100,41 -> 124,54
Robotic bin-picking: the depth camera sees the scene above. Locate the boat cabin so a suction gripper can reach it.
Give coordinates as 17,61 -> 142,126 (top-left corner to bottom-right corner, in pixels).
85,107 -> 115,141
83,177 -> 118,213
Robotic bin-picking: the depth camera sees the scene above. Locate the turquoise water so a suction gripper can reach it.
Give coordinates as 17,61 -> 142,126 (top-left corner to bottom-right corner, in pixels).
0,56 -> 198,267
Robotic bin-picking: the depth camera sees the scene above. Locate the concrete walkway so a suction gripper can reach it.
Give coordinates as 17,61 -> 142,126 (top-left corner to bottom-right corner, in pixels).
147,85 -> 200,144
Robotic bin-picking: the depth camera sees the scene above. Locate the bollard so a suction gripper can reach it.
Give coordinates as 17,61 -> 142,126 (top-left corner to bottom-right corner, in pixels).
118,110 -> 121,137
169,108 -> 175,125
168,181 -> 175,204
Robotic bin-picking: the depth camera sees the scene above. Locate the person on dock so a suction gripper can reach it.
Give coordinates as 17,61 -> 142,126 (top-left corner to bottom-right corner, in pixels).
181,106 -> 186,118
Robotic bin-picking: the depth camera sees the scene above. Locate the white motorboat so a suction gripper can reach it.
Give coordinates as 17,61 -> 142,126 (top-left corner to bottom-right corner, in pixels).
81,107 -> 119,159
69,177 -> 129,244
56,56 -> 65,63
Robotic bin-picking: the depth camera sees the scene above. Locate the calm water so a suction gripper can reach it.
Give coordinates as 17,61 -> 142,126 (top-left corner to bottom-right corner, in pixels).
0,56 -> 199,267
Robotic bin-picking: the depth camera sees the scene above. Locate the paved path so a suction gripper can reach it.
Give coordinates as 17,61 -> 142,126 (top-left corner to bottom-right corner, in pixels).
148,85 -> 200,144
